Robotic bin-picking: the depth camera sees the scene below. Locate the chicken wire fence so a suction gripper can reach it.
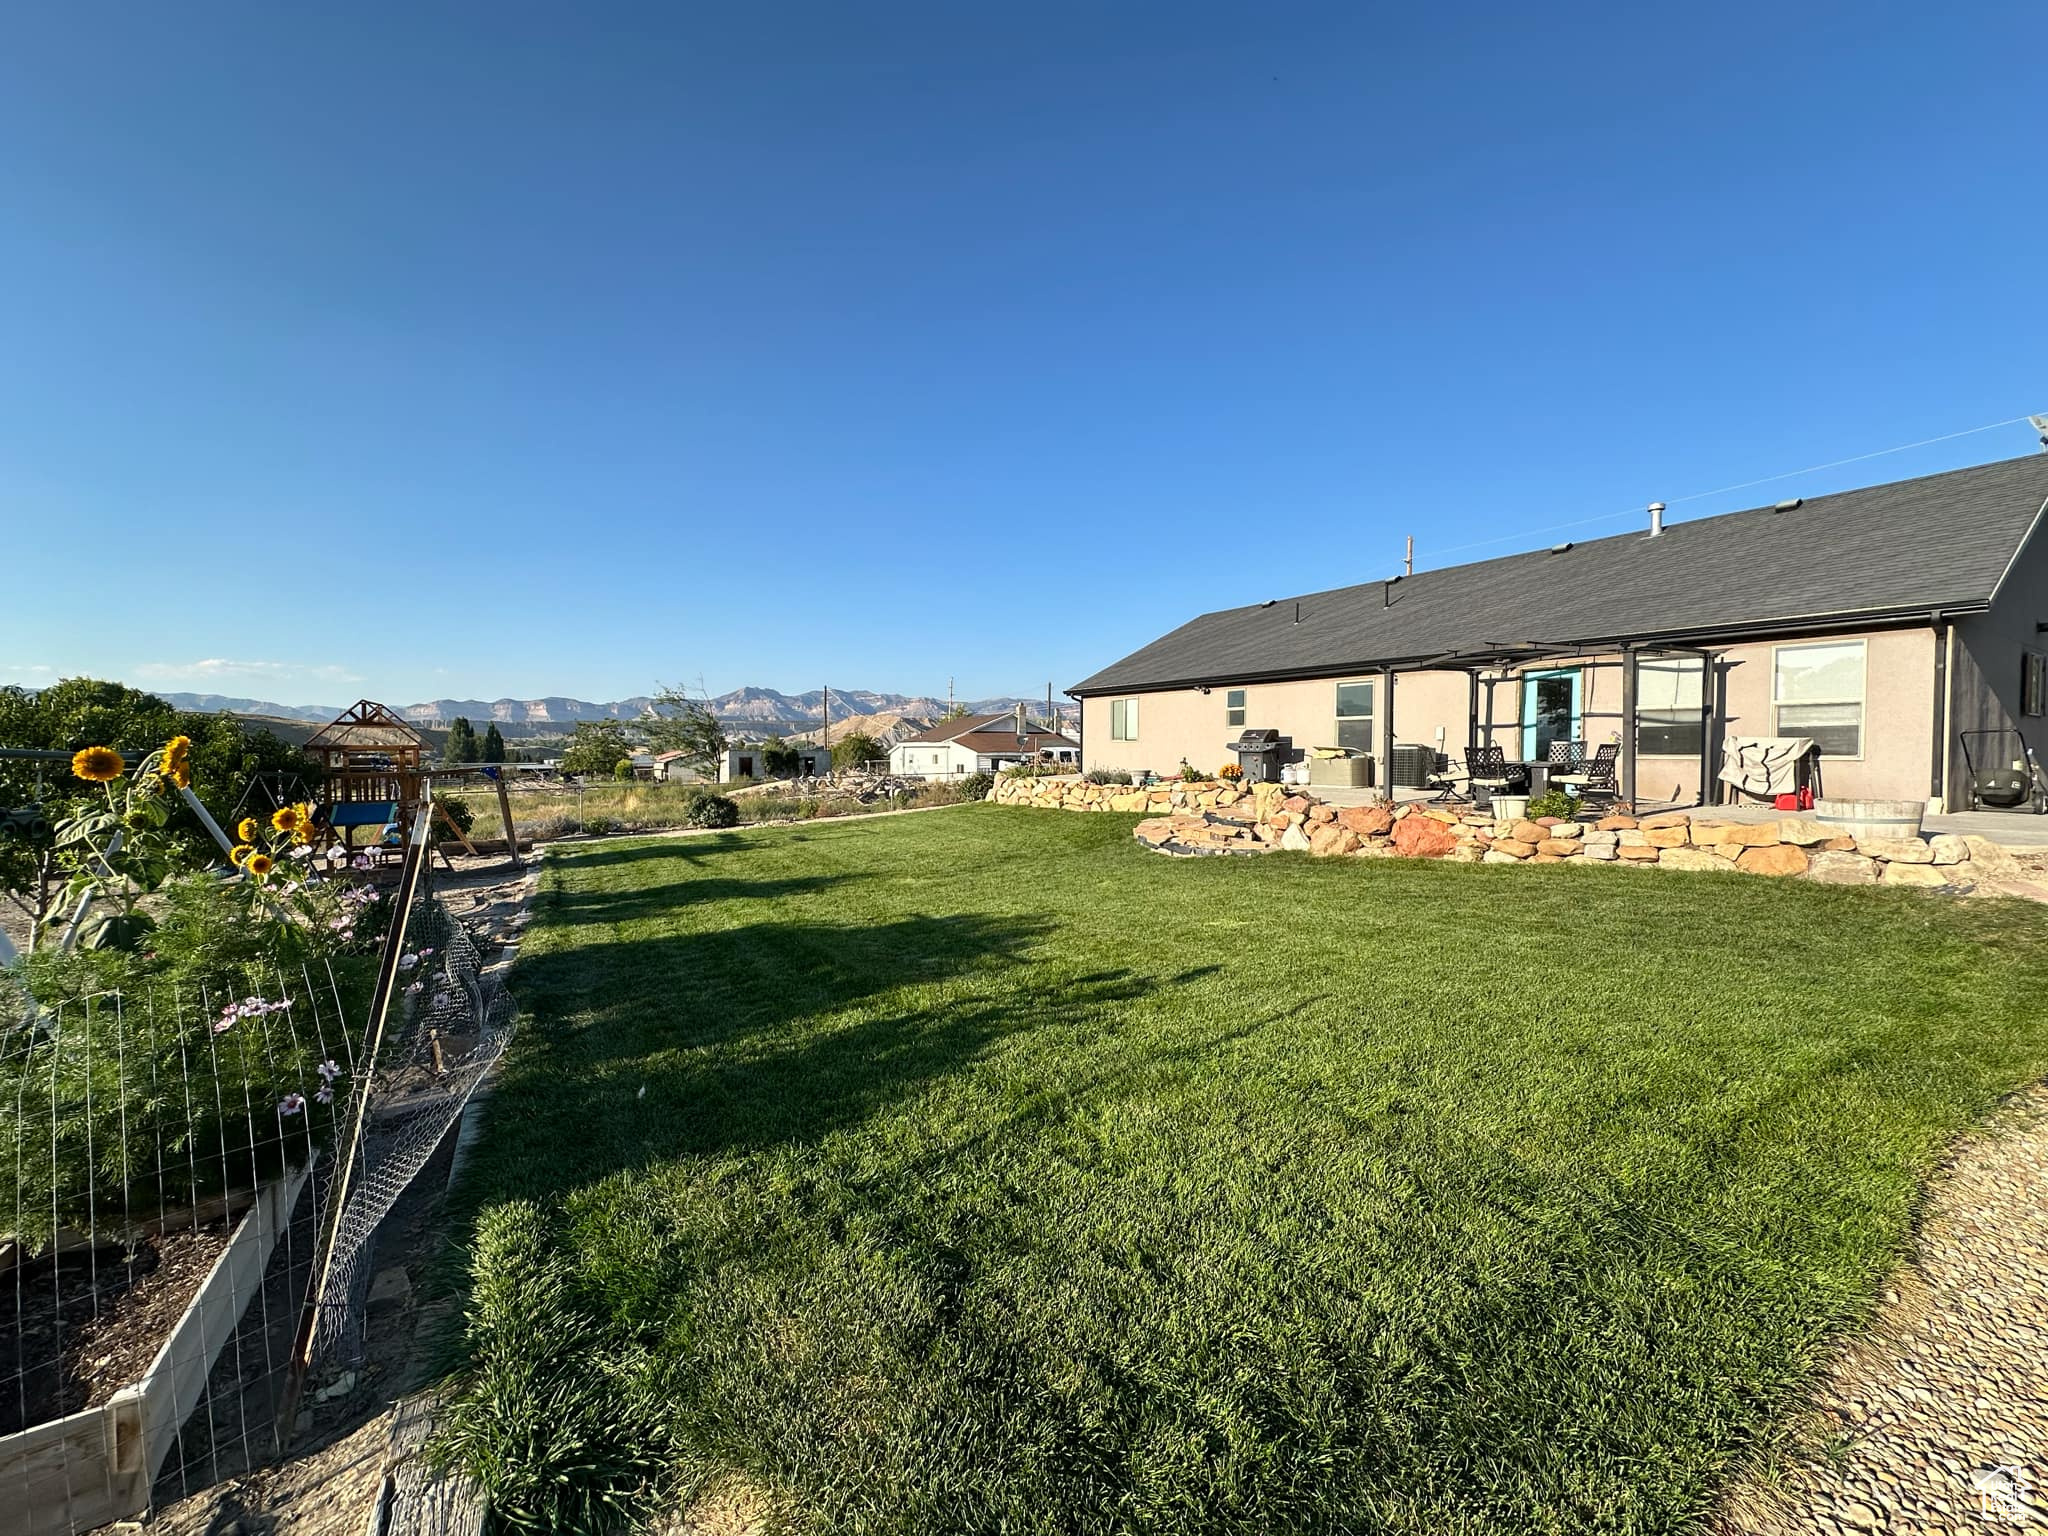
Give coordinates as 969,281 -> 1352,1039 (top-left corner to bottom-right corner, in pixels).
2,851 -> 515,1533
300,879 -> 515,1375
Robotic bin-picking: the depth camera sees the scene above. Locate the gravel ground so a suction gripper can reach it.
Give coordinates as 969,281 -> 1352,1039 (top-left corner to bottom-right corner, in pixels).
1719,1084 -> 2048,1534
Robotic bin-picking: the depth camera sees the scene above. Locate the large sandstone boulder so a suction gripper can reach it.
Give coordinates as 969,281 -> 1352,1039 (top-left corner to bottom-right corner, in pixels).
1308,823 -> 1362,857
1805,850 -> 1878,884
1858,836 -> 1934,864
1391,815 -> 1459,858
1880,861 -> 1952,888
1640,811 -> 1691,829
1960,835 -> 2018,877
1595,814 -> 1639,831
1536,838 -> 1583,857
1775,818 -> 1834,846
1279,824 -> 1313,852
1659,847 -> 1734,872
1713,822 -> 1786,848
1337,804 -> 1394,838
1644,825 -> 1691,848
1616,843 -> 1661,860
1927,833 -> 1971,866
1488,838 -> 1535,859
1735,843 -> 1809,877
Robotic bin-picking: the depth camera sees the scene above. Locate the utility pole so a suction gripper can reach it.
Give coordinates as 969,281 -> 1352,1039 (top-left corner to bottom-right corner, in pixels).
947,676 -> 954,716
1405,535 -> 1414,577
821,685 -> 830,750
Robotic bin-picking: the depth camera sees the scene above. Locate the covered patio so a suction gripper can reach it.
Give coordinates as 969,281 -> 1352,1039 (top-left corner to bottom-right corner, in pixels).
1358,637 -> 1720,815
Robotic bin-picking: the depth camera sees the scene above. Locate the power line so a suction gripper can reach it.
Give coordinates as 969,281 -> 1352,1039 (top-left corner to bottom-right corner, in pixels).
1418,413 -> 2041,563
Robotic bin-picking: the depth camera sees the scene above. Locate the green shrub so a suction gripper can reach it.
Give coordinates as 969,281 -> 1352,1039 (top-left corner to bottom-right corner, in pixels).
430,791 -> 477,846
1524,789 -> 1582,820
581,815 -> 617,836
432,1201 -> 676,1533
612,759 -> 636,782
957,772 -> 995,801
1083,769 -> 1132,786
685,793 -> 739,829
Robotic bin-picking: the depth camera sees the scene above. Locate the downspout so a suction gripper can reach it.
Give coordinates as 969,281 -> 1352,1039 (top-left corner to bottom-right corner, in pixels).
1930,612 -> 1952,813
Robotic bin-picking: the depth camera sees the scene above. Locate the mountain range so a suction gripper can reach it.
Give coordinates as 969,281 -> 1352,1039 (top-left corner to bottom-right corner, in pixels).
158,687 -> 1074,735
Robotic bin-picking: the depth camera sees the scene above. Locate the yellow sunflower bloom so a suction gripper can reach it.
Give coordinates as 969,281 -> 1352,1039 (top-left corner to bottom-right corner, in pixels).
230,843 -> 254,866
237,817 -> 261,842
271,806 -> 301,834
246,852 -> 274,877
71,746 -> 124,783
161,735 -> 193,788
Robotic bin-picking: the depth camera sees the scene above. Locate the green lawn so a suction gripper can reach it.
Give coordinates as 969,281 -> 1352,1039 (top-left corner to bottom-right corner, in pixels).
447,806 -> 2048,1534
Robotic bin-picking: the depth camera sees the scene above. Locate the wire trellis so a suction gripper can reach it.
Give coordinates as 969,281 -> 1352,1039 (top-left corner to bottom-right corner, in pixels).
2,959 -> 352,1533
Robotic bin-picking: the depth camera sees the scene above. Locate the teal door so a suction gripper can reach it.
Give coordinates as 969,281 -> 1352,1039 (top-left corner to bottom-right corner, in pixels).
1520,670 -> 1581,760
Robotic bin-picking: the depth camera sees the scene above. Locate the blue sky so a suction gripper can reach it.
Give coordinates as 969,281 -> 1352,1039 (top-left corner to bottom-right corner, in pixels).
2,4 -> 2042,706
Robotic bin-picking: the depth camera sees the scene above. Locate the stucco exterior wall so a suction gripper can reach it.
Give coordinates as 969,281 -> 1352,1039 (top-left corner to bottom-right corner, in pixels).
1950,506 -> 2048,804
1078,624 -> 1939,806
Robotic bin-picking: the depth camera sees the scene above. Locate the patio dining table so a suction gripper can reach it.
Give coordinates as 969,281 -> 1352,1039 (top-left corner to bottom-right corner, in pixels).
1510,760 -> 1553,799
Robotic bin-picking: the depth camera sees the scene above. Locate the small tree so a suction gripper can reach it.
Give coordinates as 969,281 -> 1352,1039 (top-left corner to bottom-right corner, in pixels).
613,758 -> 636,782
761,735 -> 801,778
445,716 -> 480,764
644,685 -> 728,774
832,731 -> 884,772
481,723 -> 507,763
560,720 -> 635,777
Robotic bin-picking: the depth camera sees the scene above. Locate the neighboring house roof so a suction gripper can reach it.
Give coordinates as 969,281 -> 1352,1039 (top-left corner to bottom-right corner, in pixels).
949,730 -> 1080,757
652,751 -> 691,763
1070,454 -> 2048,696
896,713 -> 1078,751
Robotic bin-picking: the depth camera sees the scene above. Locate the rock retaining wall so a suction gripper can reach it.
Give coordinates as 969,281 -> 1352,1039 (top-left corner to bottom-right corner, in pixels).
987,776 -> 2040,897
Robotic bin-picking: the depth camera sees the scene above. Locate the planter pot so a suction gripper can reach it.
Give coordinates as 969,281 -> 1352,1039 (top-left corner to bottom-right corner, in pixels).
1490,796 -> 1530,822
0,1161 -> 313,1536
1814,798 -> 1925,843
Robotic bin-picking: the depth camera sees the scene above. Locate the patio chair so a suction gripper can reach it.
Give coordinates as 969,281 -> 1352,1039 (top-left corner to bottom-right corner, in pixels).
1545,740 -> 1584,776
1553,743 -> 1619,811
1466,744 -> 1527,808
1425,751 -> 1469,804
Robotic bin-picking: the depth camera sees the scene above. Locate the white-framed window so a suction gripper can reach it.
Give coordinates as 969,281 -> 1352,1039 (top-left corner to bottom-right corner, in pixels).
1110,698 -> 1139,740
1636,657 -> 1705,756
1335,680 -> 1375,755
1224,688 -> 1246,728
1772,640 -> 1865,758
2023,650 -> 2047,718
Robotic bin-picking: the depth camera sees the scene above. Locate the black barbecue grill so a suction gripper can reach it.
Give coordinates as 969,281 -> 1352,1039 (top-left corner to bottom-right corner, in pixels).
1228,728 -> 1288,783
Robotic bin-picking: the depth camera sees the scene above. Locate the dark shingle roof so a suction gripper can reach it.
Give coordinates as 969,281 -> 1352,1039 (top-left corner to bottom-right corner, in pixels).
1070,454 -> 2048,695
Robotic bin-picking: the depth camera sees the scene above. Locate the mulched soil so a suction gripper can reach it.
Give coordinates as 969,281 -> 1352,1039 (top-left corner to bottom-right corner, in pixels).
1718,1083 -> 2048,1534
2,1217 -> 232,1435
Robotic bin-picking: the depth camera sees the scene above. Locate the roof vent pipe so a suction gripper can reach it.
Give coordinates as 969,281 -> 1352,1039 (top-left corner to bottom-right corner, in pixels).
1647,501 -> 1666,538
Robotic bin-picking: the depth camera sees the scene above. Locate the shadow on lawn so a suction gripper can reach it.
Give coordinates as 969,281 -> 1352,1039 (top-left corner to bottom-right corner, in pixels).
547,832 -> 827,870
484,910 -> 1072,1196
534,871 -> 871,929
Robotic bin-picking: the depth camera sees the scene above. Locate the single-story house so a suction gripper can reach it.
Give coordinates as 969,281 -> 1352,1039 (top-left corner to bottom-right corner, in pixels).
657,743 -> 831,783
890,709 -> 1082,779
1068,454 -> 2048,812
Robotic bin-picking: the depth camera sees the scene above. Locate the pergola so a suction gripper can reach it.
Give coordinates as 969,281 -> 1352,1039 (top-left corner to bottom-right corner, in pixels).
303,700 -> 427,813
1375,639 -> 1719,810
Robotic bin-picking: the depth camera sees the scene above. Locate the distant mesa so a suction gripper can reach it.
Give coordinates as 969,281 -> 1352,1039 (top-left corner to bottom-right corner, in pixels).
156,686 -> 1076,737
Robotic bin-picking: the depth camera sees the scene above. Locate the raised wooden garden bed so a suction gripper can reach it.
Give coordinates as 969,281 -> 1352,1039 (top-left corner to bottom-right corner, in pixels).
1,1161 -> 314,1536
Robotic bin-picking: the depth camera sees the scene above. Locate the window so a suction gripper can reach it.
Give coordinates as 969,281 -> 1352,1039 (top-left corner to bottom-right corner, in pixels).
2024,651 -> 2047,718
1636,657 -> 1705,756
1110,698 -> 1139,740
1334,680 -> 1375,755
1225,688 -> 1246,728
1773,640 -> 1865,757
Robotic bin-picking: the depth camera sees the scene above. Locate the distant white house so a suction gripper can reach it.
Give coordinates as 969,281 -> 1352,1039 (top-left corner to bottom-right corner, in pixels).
889,709 -> 1080,779
655,742 -> 830,783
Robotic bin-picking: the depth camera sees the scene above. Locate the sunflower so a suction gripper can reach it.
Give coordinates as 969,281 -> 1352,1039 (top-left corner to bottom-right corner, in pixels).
246,852 -> 274,877
230,843 -> 254,866
272,806 -> 301,834
237,817 -> 262,843
161,734 -> 194,789
71,746 -> 124,783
